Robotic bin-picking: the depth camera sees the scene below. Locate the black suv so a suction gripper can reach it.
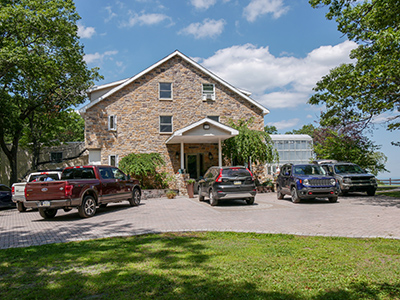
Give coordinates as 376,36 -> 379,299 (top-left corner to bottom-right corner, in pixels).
276,163 -> 339,203
316,160 -> 378,196
198,166 -> 256,206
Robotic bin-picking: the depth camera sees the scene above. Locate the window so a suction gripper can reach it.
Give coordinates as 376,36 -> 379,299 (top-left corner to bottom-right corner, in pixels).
61,167 -> 95,180
207,116 -> 219,122
99,167 -> 113,179
159,83 -> 172,99
202,84 -> 215,100
109,155 -> 118,167
108,115 -> 117,131
50,152 -> 63,163
111,167 -> 126,180
160,116 -> 173,133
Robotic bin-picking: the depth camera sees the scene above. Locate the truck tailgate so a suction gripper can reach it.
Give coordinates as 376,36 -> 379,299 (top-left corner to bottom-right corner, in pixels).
25,181 -> 67,201
12,183 -> 27,201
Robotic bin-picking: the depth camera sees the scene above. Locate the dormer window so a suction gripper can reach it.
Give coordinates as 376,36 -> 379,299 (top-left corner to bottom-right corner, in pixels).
108,115 -> 117,131
159,83 -> 172,100
202,84 -> 215,100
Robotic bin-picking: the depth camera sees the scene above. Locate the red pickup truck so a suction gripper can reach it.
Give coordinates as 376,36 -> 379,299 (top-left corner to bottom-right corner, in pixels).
25,165 -> 141,219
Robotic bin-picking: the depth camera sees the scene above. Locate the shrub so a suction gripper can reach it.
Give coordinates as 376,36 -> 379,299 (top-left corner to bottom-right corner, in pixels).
119,153 -> 168,189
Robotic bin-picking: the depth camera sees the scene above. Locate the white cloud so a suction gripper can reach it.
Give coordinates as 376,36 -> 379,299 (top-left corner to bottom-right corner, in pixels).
267,118 -> 300,130
243,0 -> 290,22
77,23 -> 96,39
104,6 -> 117,22
190,0 -> 217,10
179,19 -> 226,39
121,11 -> 172,27
84,50 -> 119,64
199,41 -> 357,109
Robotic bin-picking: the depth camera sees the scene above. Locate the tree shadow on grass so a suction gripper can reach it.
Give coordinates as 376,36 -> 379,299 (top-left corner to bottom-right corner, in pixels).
0,233 -> 399,300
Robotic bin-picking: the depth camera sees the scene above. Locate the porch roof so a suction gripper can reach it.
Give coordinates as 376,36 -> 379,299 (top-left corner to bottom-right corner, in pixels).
165,118 -> 239,144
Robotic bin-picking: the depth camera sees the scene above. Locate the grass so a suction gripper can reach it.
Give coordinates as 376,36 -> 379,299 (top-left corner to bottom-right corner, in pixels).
1,232 -> 400,299
377,186 -> 400,198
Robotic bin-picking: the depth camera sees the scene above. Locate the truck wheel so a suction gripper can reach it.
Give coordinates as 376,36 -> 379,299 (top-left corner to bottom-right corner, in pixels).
329,196 -> 338,203
198,187 -> 205,201
17,202 -> 27,212
209,189 -> 218,206
78,195 -> 97,218
367,189 -> 376,196
246,197 -> 255,205
291,187 -> 301,203
129,188 -> 141,206
39,208 -> 57,219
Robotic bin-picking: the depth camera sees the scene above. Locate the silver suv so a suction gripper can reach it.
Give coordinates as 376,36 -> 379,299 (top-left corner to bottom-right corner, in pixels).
317,160 -> 377,196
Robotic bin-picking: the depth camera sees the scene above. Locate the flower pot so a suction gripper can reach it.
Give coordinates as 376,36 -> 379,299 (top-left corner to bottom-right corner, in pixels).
186,183 -> 194,198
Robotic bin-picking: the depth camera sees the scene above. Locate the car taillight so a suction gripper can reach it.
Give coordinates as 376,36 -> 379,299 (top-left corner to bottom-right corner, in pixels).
65,184 -> 73,197
215,169 -> 223,182
12,186 -> 15,195
24,187 -> 27,198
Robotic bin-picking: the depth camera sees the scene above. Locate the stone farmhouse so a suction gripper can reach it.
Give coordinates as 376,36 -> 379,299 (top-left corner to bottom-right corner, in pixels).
79,50 -> 270,193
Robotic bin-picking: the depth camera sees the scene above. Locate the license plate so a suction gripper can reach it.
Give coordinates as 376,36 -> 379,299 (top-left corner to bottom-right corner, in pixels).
39,201 -> 50,207
234,181 -> 242,185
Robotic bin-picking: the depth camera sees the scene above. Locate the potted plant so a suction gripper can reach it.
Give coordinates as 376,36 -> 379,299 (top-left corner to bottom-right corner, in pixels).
166,190 -> 177,199
262,179 -> 275,192
186,179 -> 196,198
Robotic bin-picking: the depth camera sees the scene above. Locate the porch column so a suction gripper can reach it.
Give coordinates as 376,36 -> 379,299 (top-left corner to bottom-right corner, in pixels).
180,142 -> 184,170
218,138 -> 222,167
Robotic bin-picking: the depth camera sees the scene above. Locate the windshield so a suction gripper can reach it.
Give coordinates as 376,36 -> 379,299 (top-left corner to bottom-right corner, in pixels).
293,165 -> 326,176
334,164 -> 365,174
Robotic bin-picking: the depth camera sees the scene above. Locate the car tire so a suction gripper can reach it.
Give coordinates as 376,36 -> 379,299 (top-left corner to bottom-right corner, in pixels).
39,208 -> 57,219
17,202 -> 27,212
209,189 -> 218,206
78,195 -> 97,218
329,196 -> 338,203
367,189 -> 376,196
276,186 -> 284,200
129,188 -> 141,206
291,187 -> 301,203
246,197 -> 255,205
198,187 -> 204,201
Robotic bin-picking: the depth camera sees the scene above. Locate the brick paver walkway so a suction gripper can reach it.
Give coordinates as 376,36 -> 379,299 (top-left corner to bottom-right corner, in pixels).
1,192 -> 399,249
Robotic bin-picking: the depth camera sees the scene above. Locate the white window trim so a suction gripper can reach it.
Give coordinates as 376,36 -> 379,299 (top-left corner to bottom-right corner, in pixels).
202,83 -> 215,101
108,154 -> 118,167
108,115 -> 117,131
159,82 -> 173,100
159,115 -> 173,134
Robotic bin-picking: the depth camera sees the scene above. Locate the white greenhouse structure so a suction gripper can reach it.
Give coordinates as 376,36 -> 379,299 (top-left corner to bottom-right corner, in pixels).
267,134 -> 314,175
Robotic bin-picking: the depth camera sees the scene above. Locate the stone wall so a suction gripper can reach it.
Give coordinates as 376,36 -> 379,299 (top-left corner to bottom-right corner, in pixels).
84,56 -> 265,187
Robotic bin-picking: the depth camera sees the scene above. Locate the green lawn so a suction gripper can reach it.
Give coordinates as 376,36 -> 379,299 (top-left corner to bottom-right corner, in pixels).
1,232 -> 400,299
377,186 -> 400,198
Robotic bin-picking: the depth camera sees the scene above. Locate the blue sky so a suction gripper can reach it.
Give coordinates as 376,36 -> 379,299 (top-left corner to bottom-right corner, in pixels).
74,0 -> 399,178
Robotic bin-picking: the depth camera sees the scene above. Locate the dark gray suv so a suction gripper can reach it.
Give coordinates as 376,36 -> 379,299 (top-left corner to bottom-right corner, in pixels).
198,166 -> 256,206
316,160 -> 378,196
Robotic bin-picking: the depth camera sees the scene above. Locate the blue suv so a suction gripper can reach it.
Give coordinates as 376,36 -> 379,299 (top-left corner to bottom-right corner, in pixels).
276,163 -> 339,203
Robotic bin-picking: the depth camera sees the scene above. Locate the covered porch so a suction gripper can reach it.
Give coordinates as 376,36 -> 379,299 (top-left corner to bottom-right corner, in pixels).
166,118 -> 239,180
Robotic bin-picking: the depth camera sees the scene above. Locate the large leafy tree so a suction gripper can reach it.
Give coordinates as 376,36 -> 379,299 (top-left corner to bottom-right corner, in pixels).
308,0 -> 400,143
312,125 -> 387,175
0,0 -> 100,185
285,124 -> 317,136
223,118 -> 278,166
20,109 -> 85,170
264,125 -> 278,134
